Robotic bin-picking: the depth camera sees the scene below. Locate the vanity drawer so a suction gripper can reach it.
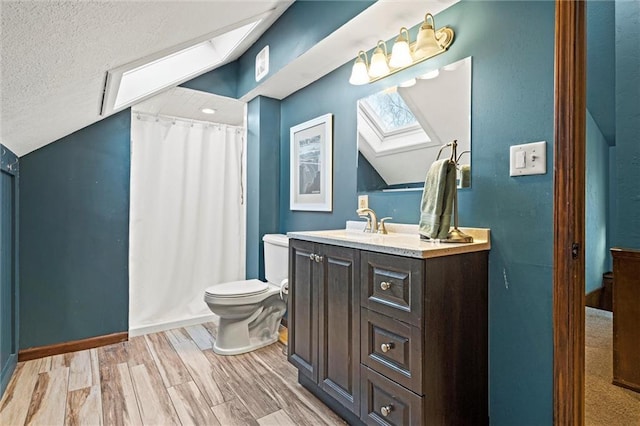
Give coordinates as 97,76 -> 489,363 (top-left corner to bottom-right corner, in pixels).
361,308 -> 423,394
361,251 -> 424,327
360,365 -> 424,426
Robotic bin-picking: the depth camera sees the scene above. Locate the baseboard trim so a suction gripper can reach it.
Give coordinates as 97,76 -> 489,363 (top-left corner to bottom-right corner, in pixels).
129,313 -> 217,337
612,378 -> 640,394
18,332 -> 128,361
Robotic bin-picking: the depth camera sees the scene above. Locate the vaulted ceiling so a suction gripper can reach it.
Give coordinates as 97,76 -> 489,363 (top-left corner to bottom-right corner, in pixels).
0,0 -> 292,156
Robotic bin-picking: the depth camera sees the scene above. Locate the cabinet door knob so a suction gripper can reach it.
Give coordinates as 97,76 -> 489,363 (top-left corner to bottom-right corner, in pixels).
380,404 -> 393,417
380,281 -> 392,290
380,343 -> 394,353
309,253 -> 315,261
313,254 -> 323,263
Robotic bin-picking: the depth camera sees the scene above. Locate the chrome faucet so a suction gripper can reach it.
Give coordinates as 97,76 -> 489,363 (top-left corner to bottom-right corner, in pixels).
356,208 -> 378,233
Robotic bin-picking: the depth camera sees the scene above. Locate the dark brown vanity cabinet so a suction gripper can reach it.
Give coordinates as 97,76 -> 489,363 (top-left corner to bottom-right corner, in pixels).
289,238 -> 489,425
288,239 -> 361,415
359,250 -> 488,425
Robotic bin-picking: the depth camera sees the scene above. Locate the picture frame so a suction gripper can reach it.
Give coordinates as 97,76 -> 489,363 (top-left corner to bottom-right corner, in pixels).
290,113 -> 333,211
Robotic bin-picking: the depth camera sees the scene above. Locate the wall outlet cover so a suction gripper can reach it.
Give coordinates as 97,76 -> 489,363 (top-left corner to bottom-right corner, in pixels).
358,195 -> 368,209
509,141 -> 547,176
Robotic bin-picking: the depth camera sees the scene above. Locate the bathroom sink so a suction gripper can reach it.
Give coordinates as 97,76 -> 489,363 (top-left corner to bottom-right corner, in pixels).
287,221 -> 491,259
313,228 -> 417,244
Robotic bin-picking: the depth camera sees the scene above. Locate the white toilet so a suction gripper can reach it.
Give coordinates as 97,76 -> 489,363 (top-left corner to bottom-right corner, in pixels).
204,234 -> 289,355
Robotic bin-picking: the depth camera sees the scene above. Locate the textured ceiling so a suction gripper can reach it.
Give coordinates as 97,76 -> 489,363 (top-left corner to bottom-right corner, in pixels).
0,0 -> 291,156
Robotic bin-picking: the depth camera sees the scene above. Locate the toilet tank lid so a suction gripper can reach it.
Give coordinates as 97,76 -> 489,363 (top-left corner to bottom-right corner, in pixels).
262,234 -> 289,247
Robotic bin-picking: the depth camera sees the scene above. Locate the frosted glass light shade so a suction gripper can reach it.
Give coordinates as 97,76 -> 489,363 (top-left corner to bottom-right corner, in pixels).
349,58 -> 370,85
414,14 -> 442,58
369,47 -> 390,78
389,40 -> 412,68
414,29 -> 441,57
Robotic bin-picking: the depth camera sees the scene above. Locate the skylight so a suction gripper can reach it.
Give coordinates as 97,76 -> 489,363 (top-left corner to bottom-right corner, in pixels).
102,20 -> 260,115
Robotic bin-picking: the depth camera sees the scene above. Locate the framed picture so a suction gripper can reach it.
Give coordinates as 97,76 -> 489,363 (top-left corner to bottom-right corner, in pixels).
290,113 -> 333,211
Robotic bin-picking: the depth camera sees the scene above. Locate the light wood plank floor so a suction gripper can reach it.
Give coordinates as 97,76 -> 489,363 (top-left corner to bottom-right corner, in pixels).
0,324 -> 346,426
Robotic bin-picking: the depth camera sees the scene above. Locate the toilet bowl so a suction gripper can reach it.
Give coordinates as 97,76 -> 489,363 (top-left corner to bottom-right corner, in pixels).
204,234 -> 288,355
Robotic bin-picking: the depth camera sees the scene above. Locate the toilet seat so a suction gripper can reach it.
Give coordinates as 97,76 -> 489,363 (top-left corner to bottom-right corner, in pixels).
205,279 -> 268,298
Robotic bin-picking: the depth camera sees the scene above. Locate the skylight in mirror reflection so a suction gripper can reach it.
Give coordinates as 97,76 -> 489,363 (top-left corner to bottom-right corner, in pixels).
361,90 -> 419,134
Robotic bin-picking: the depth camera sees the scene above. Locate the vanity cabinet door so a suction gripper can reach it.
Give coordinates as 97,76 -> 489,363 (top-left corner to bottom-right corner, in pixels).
317,244 -> 361,414
288,239 -> 319,382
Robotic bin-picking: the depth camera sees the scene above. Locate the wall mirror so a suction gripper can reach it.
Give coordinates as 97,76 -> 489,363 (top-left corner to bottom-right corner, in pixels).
357,56 -> 471,192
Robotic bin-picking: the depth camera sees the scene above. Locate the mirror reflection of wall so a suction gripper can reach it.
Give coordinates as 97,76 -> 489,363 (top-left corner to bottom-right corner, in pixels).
357,56 -> 471,192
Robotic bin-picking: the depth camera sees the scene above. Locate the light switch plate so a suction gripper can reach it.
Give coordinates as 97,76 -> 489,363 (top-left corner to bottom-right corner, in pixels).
510,141 -> 547,176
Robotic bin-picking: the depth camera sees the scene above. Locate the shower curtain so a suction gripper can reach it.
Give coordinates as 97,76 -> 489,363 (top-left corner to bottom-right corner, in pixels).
129,113 -> 245,334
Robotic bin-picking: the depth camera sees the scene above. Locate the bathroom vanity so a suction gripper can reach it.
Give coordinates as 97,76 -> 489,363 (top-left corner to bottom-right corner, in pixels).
287,224 -> 490,425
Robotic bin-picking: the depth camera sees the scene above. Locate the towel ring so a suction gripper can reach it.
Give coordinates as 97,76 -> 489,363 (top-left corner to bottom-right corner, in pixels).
435,141 -> 457,163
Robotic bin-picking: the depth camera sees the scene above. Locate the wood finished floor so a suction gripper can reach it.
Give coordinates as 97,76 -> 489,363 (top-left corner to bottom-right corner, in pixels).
0,323 -> 346,426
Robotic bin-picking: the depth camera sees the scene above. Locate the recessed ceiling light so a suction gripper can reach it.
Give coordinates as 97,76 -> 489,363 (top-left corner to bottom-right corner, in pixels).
201,108 -> 216,114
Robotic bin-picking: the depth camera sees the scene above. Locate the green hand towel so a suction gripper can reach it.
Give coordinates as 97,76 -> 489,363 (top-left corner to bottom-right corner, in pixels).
419,159 -> 456,239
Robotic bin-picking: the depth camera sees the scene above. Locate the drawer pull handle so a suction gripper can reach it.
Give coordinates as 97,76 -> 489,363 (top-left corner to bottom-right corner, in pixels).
380,404 -> 394,417
380,281 -> 392,291
380,343 -> 394,353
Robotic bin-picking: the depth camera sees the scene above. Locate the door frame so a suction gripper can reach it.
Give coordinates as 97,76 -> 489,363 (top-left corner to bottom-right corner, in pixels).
553,0 -> 586,425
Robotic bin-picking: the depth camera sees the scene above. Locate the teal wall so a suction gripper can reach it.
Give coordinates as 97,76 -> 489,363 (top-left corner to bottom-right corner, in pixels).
585,110 -> 609,294
180,61 -> 238,99
0,144 -> 19,399
19,110 -> 131,349
614,0 -> 640,249
278,2 -> 555,424
587,0 -> 616,145
246,96 -> 281,280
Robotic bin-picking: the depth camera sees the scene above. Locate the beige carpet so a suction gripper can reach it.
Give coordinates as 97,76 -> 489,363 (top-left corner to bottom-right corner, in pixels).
586,307 -> 640,425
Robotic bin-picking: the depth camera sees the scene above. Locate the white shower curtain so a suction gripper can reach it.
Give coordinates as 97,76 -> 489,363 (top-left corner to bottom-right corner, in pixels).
129,113 -> 245,333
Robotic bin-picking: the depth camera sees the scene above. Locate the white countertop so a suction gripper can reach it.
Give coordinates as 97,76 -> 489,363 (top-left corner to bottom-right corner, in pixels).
287,222 -> 491,259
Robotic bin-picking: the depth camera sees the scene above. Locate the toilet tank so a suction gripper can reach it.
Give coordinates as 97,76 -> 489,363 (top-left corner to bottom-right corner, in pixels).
262,234 -> 289,285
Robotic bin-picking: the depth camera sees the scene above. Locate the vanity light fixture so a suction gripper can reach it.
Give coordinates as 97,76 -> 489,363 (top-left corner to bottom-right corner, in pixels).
348,12 -> 454,85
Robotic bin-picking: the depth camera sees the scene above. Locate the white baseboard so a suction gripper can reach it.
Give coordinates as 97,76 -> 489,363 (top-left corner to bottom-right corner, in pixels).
129,313 -> 219,337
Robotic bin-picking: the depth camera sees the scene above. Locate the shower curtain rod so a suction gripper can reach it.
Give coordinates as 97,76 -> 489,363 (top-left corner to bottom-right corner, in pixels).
133,110 -> 244,130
